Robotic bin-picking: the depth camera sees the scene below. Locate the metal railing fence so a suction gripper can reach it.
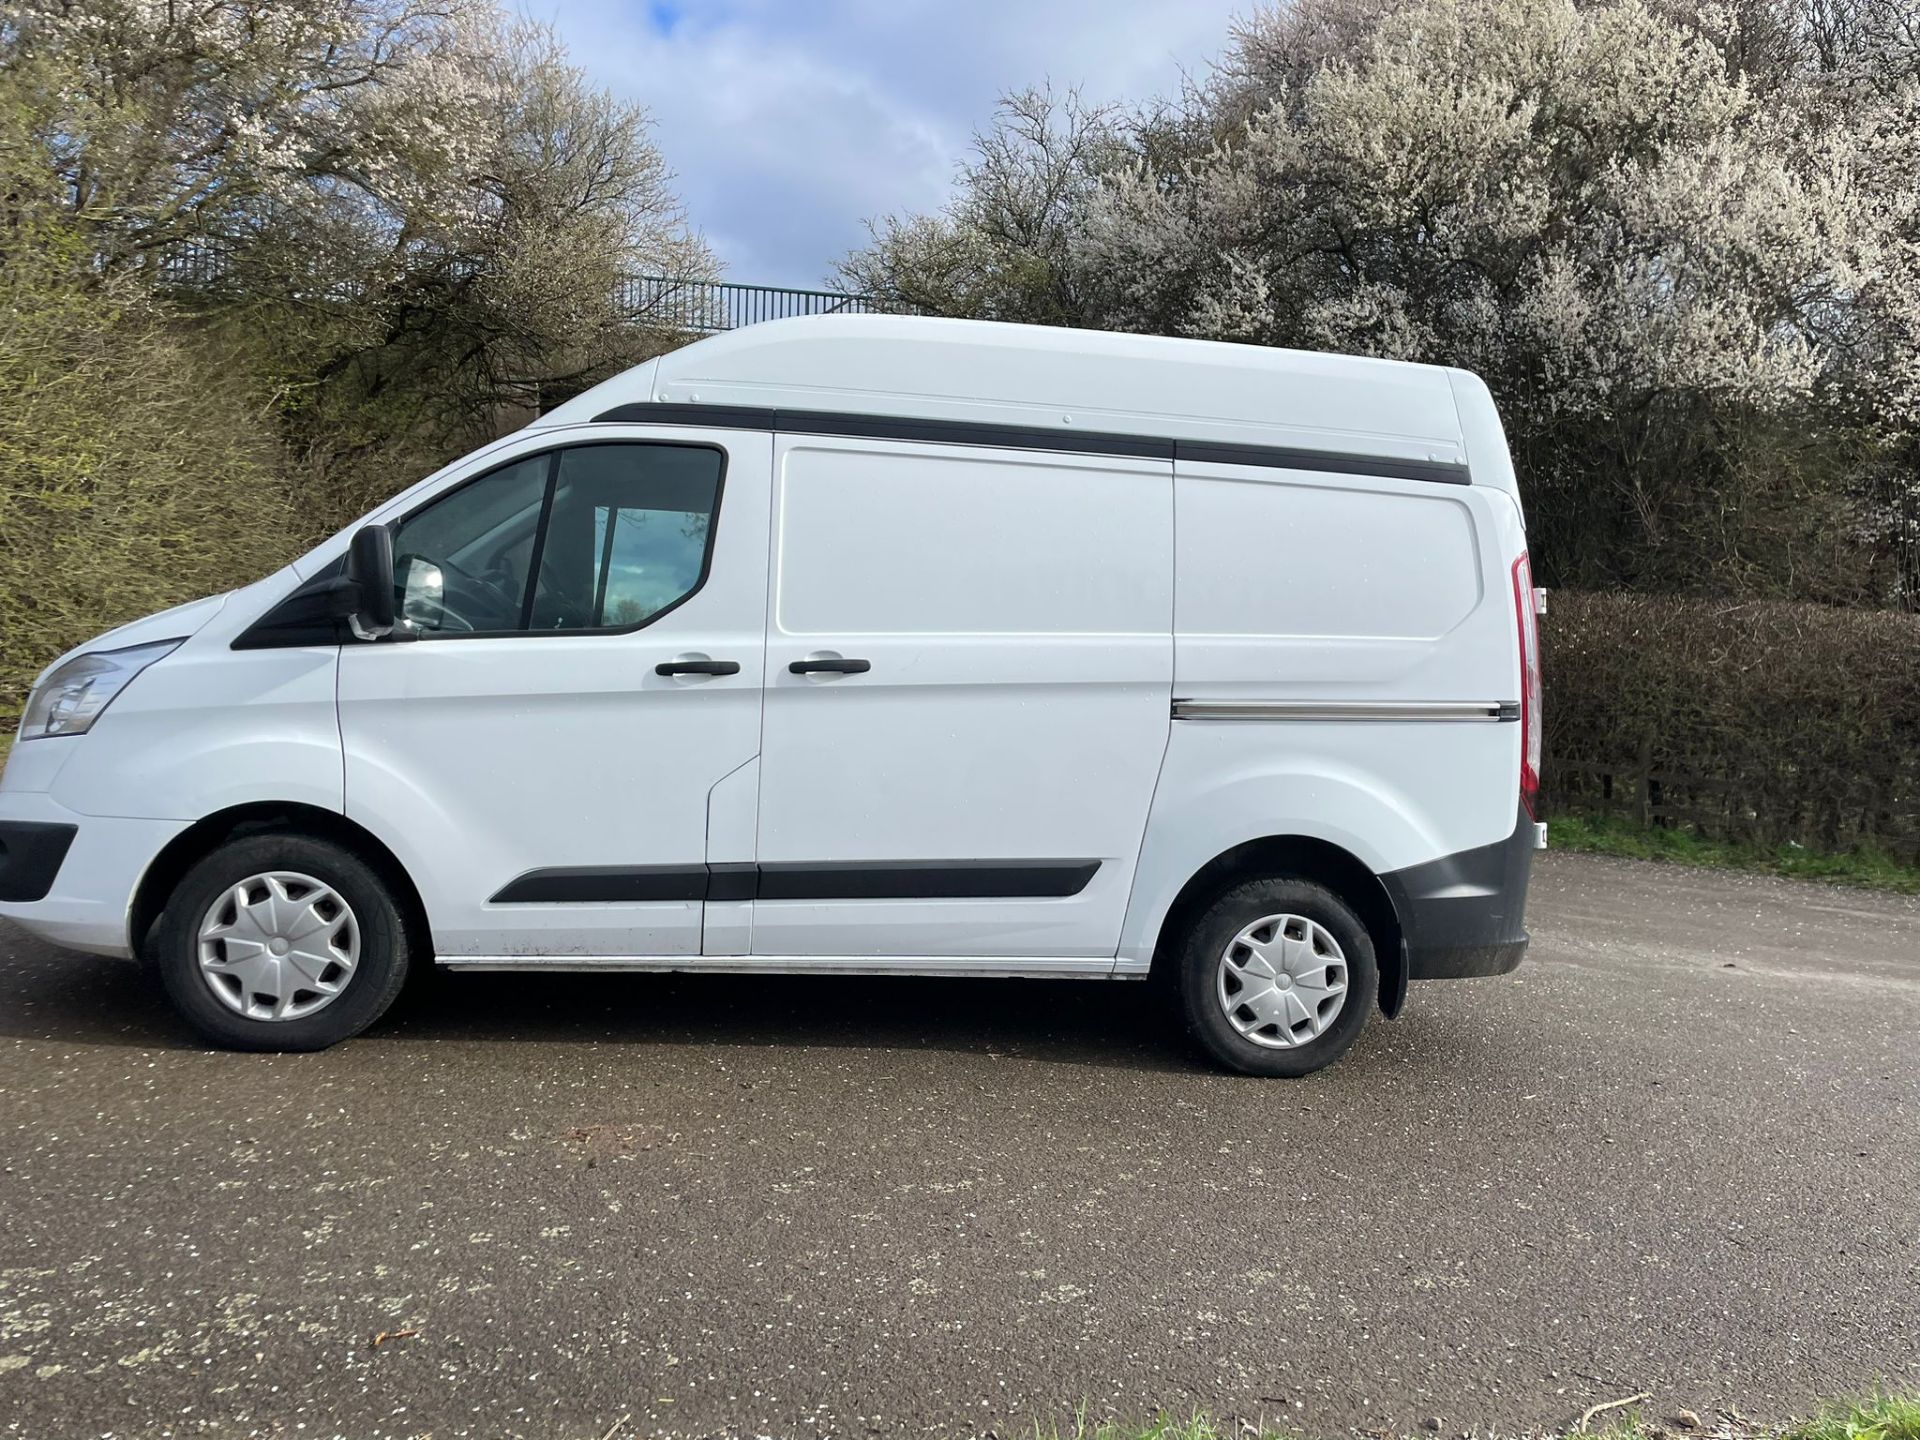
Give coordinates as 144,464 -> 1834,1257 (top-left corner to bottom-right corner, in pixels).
617,275 -> 916,332
144,246 -> 910,333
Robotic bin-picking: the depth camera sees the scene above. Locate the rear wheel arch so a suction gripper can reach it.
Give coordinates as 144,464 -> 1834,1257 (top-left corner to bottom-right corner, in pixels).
1151,835 -> 1407,1018
132,802 -> 430,964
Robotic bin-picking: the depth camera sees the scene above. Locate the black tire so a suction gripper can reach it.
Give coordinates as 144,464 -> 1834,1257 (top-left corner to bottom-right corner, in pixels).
1176,876 -> 1379,1077
149,832 -> 411,1052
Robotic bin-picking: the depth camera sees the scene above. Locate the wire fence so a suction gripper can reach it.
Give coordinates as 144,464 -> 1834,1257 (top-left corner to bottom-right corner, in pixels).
144,246 -> 911,333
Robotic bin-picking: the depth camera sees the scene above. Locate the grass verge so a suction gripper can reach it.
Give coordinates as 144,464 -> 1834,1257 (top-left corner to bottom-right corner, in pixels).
1549,811 -> 1920,895
1780,1394 -> 1920,1440
1034,1393 -> 1920,1440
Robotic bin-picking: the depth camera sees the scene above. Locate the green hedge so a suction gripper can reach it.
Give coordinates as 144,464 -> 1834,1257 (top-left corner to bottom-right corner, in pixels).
0,238 -> 296,726
1542,592 -> 1920,863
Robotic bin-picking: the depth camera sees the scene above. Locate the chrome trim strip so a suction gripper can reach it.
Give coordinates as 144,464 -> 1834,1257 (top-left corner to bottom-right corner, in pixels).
1173,699 -> 1517,722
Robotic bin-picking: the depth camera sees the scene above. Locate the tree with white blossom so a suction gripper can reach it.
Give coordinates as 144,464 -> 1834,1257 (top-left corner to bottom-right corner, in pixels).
0,0 -> 717,715
844,0 -> 1920,603
3,0 -> 714,513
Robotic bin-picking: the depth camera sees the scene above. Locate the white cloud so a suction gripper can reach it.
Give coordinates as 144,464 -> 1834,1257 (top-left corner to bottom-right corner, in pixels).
535,0 -> 1251,287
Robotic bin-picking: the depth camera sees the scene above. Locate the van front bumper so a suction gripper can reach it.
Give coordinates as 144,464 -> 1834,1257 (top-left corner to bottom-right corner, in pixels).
0,792 -> 186,958
1381,806 -> 1537,980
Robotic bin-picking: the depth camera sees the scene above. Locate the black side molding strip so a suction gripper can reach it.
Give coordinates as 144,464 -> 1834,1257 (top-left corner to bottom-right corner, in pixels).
492,865 -> 708,904
590,402 -> 1471,487
489,859 -> 1102,905
756,860 -> 1100,901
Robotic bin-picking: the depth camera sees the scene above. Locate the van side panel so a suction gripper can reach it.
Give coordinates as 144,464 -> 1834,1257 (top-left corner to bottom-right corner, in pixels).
1115,463 -> 1525,972
749,437 -> 1173,959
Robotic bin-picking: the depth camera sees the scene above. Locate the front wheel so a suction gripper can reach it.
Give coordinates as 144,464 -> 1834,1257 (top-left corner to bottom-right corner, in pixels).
150,832 -> 411,1052
1177,877 -> 1379,1077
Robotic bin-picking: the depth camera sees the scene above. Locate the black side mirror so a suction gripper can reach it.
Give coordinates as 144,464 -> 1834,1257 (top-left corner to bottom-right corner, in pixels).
344,524 -> 397,640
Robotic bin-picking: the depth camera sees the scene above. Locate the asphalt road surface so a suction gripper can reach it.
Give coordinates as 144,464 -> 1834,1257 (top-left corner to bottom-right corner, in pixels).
1,851 -> 1916,1440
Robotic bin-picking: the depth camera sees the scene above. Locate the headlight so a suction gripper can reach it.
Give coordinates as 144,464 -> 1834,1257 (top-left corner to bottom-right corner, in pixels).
18,640 -> 183,740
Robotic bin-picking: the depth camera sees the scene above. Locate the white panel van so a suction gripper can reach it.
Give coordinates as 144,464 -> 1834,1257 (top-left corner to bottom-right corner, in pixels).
0,316 -> 1544,1076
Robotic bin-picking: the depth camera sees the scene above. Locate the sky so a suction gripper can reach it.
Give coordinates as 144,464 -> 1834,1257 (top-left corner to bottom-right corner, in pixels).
539,0 -> 1252,290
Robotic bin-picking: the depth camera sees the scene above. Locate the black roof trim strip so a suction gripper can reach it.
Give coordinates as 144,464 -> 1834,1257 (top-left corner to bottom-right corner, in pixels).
590,402 -> 1471,486
1176,439 -> 1468,486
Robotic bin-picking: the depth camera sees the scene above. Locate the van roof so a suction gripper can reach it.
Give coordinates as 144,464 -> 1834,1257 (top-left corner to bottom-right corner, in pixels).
533,315 -> 1514,492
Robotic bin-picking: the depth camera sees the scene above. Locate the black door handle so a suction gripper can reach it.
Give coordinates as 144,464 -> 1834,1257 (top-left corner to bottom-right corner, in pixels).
655,659 -> 741,676
789,657 -> 871,675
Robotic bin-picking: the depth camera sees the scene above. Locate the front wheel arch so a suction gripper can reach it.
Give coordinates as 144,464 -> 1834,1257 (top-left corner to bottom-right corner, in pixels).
132,802 -> 431,965
1150,835 -> 1406,1019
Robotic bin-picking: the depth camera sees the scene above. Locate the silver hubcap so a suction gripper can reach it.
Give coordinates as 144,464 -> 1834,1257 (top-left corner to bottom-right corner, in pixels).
1216,912 -> 1349,1049
196,872 -> 360,1022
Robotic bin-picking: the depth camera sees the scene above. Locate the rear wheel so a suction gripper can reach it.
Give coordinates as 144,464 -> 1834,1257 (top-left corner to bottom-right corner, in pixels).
1176,876 -> 1378,1076
150,832 -> 410,1051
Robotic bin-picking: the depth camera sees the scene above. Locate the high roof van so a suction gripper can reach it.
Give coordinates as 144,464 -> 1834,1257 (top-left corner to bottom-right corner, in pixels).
0,316 -> 1544,1076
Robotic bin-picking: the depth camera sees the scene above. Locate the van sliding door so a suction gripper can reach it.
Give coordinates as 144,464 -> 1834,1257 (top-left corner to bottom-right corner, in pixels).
748,435 -> 1173,963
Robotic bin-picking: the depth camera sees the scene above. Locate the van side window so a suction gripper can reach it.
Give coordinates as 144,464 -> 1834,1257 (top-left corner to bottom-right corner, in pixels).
528,444 -> 722,631
390,455 -> 548,635
387,443 -> 723,637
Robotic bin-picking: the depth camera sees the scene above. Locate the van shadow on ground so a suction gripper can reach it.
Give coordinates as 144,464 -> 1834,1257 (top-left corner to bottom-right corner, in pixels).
0,924 -> 1240,1072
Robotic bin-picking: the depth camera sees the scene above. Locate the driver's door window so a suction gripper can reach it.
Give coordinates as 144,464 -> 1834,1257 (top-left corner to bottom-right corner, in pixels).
386,443 -> 723,637
389,455 -> 547,635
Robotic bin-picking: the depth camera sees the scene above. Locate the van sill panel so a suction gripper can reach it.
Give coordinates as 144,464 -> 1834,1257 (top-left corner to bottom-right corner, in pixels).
439,955 -> 1130,979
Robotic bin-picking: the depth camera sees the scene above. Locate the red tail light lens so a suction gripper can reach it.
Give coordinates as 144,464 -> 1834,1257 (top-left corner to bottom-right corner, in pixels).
1511,552 -> 1541,818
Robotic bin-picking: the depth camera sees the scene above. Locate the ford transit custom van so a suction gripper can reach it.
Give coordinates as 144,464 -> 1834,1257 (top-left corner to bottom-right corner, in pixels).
0,316 -> 1543,1076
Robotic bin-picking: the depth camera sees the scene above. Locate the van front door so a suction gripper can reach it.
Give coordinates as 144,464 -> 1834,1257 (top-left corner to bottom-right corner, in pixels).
749,435 -> 1173,964
337,429 -> 771,960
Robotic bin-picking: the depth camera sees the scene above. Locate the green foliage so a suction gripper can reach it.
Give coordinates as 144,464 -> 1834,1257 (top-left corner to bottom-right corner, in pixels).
0,214 -> 295,724
0,2 -> 710,720
842,0 -> 1920,607
1543,591 -> 1920,863
1548,814 -> 1920,893
1782,1394 -> 1920,1440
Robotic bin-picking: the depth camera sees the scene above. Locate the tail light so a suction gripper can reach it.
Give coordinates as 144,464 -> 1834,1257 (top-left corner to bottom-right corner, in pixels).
1511,553 -> 1541,819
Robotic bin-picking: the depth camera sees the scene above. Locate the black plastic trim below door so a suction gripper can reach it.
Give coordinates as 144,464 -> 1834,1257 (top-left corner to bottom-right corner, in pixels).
491,865 -> 708,904
754,860 -> 1100,900
488,859 -> 1103,904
